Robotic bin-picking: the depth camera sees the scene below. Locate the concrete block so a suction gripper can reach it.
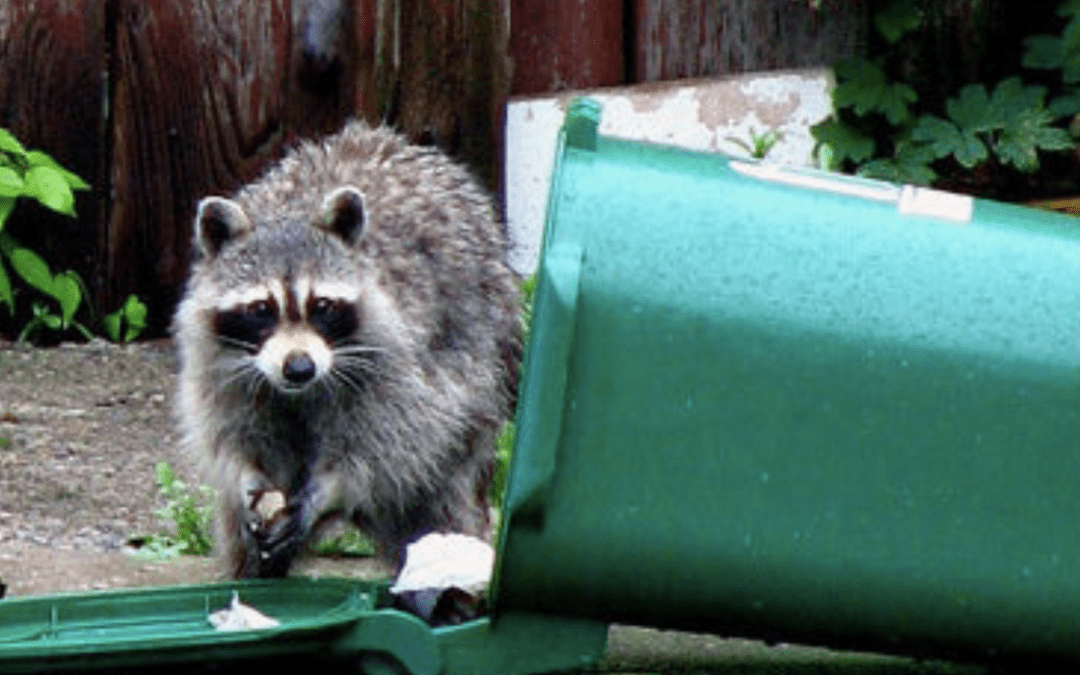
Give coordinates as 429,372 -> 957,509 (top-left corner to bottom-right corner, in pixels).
504,69 -> 834,274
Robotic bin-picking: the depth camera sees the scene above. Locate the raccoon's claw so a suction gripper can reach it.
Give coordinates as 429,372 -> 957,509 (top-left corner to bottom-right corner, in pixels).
255,501 -> 306,577
229,511 -> 271,579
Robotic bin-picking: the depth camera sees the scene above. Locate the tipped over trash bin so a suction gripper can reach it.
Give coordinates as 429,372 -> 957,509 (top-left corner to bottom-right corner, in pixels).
495,97 -> 1080,663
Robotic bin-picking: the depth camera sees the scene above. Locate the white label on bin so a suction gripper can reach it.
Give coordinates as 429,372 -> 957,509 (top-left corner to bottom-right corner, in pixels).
731,161 -> 902,202
897,185 -> 974,223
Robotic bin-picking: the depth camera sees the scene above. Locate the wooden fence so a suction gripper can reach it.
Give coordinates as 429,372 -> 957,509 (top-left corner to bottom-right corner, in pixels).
7,0 -> 1019,335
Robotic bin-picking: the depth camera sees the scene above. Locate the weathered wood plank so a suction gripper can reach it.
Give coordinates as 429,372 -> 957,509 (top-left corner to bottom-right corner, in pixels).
288,0 -> 365,136
509,0 -> 624,95
633,0 -> 867,82
0,0 -> 107,329
393,0 -> 509,191
351,0 -> 397,123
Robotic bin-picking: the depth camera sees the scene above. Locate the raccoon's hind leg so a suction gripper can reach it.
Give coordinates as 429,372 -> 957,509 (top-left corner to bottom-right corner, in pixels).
364,429 -> 497,569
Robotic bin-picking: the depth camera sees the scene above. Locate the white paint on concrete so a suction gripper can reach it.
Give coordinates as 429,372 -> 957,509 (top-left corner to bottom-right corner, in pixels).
504,69 -> 835,274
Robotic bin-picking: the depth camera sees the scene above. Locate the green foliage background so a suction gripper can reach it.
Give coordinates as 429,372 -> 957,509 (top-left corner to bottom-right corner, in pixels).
813,0 -> 1080,199
0,129 -> 146,343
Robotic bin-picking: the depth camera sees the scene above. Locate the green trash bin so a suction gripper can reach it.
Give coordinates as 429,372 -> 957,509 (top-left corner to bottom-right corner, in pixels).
493,98 -> 1080,663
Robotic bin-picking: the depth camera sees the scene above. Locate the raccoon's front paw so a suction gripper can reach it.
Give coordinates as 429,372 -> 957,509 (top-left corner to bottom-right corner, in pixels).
256,498 -> 307,577
229,511 -> 270,578
231,490 -> 289,578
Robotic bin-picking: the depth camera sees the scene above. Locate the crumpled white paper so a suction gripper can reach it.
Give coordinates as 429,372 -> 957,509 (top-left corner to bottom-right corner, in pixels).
389,533 -> 495,622
389,533 -> 494,595
208,591 -> 281,631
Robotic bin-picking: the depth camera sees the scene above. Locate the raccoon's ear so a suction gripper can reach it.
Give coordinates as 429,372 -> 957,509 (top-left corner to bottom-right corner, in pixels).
317,186 -> 366,244
194,197 -> 252,258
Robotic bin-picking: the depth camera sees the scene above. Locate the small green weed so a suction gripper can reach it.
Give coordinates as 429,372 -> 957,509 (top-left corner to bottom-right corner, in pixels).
311,527 -> 376,558
490,273 -> 537,505
726,127 -> 784,159
102,294 -> 149,343
492,420 -> 514,503
134,461 -> 215,559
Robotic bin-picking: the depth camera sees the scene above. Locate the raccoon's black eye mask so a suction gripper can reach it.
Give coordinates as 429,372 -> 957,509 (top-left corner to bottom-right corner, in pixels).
214,299 -> 279,350
307,297 -> 358,343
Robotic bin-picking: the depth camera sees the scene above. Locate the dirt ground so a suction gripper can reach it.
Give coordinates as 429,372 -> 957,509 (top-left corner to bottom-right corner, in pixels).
0,339 -> 396,597
0,339 -> 196,595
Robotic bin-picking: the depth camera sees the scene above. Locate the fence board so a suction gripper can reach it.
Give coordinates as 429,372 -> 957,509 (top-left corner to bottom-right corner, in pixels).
634,0 -> 867,82
351,0 -> 396,123
509,0 -> 624,95
394,0 -> 509,189
107,1 -> 291,327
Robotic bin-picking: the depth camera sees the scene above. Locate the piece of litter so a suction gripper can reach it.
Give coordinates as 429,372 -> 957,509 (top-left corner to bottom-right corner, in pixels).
389,533 -> 494,595
208,591 -> 281,631
389,533 -> 494,623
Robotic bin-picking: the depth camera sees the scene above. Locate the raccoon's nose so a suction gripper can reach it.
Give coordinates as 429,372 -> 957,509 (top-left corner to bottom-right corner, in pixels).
282,351 -> 317,385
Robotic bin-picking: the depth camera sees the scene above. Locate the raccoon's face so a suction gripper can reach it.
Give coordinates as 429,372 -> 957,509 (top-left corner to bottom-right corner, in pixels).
191,186 -> 378,395
213,281 -> 362,393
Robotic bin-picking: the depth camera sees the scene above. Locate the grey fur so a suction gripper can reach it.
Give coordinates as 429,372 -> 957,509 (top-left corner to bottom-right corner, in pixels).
174,121 -> 520,578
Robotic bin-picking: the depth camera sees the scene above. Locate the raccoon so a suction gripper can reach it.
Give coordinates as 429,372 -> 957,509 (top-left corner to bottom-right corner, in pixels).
173,121 -> 520,579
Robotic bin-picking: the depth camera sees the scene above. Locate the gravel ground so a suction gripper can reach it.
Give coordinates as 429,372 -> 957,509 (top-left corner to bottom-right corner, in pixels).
0,339 -> 183,556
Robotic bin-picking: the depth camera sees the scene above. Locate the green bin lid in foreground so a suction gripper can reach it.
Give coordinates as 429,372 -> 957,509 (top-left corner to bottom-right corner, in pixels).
0,578 -> 434,673
494,97 -> 1080,663
0,577 -> 606,674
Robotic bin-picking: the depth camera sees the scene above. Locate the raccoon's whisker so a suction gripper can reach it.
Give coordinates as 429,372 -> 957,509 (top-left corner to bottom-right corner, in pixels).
328,366 -> 367,396
210,360 -> 248,386
216,334 -> 259,353
334,358 -> 382,384
212,357 -> 263,394
243,369 -> 268,399
335,352 -> 379,371
332,344 -> 386,358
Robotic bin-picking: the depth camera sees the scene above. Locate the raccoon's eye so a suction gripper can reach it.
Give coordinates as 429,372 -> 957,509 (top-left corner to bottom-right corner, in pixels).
214,299 -> 278,350
247,300 -> 275,321
309,297 -> 358,343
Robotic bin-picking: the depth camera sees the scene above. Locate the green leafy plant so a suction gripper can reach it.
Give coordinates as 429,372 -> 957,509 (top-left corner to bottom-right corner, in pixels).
811,0 -> 1080,198
0,128 -> 152,343
490,273 -> 537,506
0,129 -> 92,341
726,128 -> 785,160
1022,0 -> 1080,84
102,294 -> 149,343
492,419 -> 515,504
134,461 -> 215,559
